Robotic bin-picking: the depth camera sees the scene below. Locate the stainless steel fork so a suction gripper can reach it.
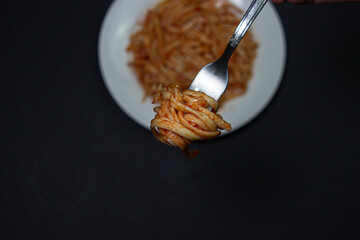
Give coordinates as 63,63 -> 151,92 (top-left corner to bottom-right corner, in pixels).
189,0 -> 268,101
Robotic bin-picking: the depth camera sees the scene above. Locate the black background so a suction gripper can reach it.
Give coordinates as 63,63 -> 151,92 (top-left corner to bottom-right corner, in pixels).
2,1 -> 360,239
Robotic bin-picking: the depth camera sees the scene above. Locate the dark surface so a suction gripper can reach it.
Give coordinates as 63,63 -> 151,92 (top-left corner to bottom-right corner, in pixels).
2,1 -> 360,239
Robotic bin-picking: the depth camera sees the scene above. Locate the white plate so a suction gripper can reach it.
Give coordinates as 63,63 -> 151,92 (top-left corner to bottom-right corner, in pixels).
98,0 -> 286,134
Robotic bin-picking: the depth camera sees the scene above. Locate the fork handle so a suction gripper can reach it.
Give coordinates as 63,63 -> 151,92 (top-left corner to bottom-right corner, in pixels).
221,0 -> 268,62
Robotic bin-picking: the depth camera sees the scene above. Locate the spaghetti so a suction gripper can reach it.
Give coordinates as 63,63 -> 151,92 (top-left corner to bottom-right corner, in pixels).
151,86 -> 231,158
127,0 -> 258,103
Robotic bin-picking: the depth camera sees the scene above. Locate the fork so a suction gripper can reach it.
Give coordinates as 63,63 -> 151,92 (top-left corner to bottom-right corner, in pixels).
189,0 -> 268,101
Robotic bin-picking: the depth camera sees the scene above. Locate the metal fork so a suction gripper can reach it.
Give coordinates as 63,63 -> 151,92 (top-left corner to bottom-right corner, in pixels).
189,0 -> 268,101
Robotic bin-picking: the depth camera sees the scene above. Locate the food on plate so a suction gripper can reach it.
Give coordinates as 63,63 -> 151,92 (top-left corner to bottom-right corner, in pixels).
126,0 -> 258,103
151,85 -> 231,158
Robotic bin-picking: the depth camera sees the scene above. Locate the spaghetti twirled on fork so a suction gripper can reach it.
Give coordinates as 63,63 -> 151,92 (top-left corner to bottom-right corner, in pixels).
151,86 -> 231,157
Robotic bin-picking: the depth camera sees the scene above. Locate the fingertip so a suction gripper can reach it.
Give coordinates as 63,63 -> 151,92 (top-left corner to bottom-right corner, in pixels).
271,0 -> 287,4
287,0 -> 316,4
